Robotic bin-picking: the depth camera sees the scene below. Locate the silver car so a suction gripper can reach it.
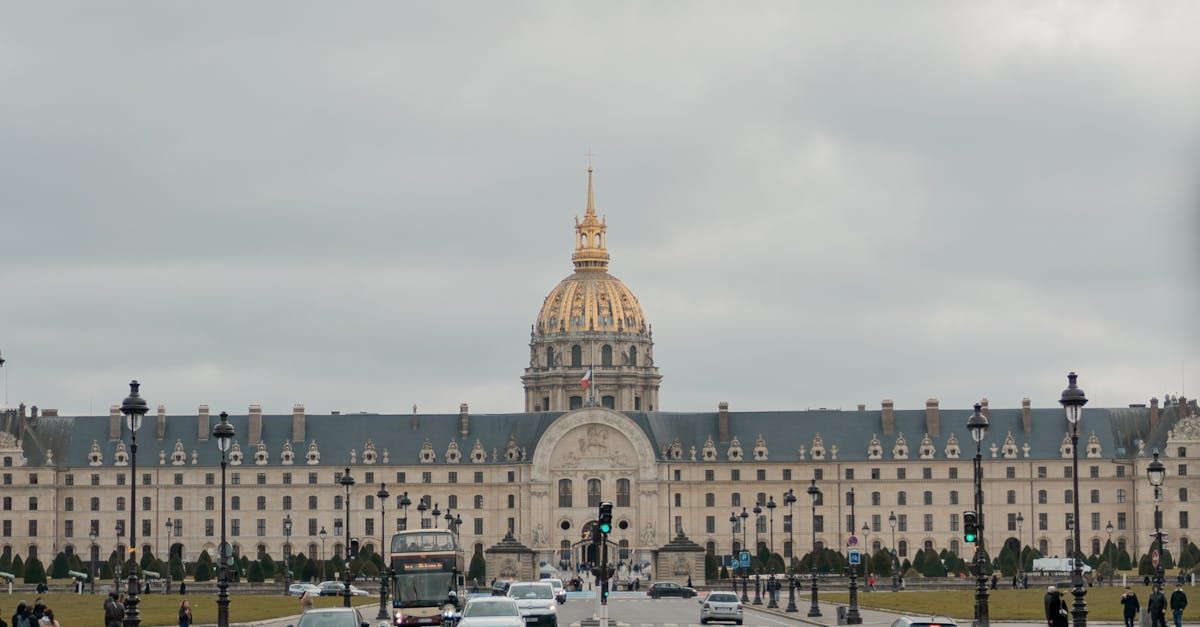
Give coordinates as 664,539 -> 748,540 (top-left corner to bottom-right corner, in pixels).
507,581 -> 558,627
699,591 -> 743,625
457,597 -> 525,627
889,617 -> 958,627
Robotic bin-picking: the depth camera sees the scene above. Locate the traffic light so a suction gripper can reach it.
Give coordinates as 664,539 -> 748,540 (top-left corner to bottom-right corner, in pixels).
598,501 -> 613,534
591,523 -> 603,546
963,511 -> 979,543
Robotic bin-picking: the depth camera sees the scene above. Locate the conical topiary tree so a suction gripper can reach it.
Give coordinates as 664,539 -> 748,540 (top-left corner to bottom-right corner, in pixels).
247,561 -> 264,583
50,551 -> 71,579
11,555 -> 25,578
23,555 -> 46,584
468,552 -> 486,583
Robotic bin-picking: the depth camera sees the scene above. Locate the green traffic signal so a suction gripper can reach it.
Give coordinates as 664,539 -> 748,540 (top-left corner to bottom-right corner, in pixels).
599,522 -> 612,534
964,531 -> 977,542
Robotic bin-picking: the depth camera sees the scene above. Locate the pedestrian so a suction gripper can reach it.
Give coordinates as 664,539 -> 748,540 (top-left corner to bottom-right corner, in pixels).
36,609 -> 59,627
1149,586 -> 1168,627
12,602 -> 33,627
1169,584 -> 1187,627
178,600 -> 193,627
1023,574 -> 1030,589
104,592 -> 124,627
1044,585 -> 1068,627
300,590 -> 314,613
991,573 -> 998,590
30,600 -> 43,622
1121,586 -> 1141,627
179,581 -> 187,595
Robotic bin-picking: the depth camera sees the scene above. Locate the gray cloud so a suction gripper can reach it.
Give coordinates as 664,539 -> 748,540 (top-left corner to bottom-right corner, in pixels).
1,2 -> 1197,417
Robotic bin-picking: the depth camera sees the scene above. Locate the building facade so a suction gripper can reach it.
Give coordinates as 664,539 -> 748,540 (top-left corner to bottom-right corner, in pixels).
1,169 -> 1196,577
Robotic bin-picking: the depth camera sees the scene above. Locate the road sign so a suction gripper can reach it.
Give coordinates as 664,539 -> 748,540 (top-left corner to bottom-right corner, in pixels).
849,549 -> 861,566
1152,549 -> 1160,567
848,535 -> 858,547
739,551 -> 751,569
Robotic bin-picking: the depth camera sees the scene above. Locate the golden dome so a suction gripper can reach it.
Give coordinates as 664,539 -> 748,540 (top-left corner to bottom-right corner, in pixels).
535,165 -> 648,336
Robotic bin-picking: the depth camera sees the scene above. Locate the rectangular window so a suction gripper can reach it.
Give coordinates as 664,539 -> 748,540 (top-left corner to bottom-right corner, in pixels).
1008,513 -> 1017,531
309,473 -> 318,485
64,520 -> 73,537
64,473 -> 74,486
1037,466 -> 1047,478
706,516 -> 715,534
1064,466 -> 1072,478
1089,466 -> 1100,478
870,468 -> 880,480
508,494 -> 516,509
2,520 -> 9,536
731,469 -> 740,481
731,493 -> 741,507
27,473 -> 37,485
474,472 -> 484,484
174,473 -> 184,485
922,467 -> 932,480
143,473 -> 151,485
474,518 -> 484,535
1006,467 -> 1016,479
1118,512 -> 1127,530
813,515 -> 824,533
782,469 -> 792,481
897,514 -> 907,532
871,514 -> 880,533
117,474 -> 126,486
448,472 -> 458,484
1178,464 -> 1188,477
309,518 -> 318,535
91,473 -> 100,486
705,469 -> 715,481
421,472 -> 431,484
205,519 -> 214,536
142,520 -> 150,537
205,473 -> 215,486
396,472 -> 406,483
1038,513 -> 1047,531
845,468 -> 854,480
950,513 -> 959,531
949,467 -> 958,479
896,468 -> 906,480
283,472 -> 292,485
231,472 -> 240,485
1091,512 -> 1100,530
923,514 -> 933,532
29,520 -> 37,536
507,471 -> 515,483
1181,511 -> 1189,529
1116,466 -> 1126,478
257,519 -> 266,537
256,473 -> 266,485
366,519 -> 375,536
365,472 -> 374,484
814,468 -> 823,480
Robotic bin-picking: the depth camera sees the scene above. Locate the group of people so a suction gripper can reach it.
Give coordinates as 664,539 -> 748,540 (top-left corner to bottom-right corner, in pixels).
5,599 -> 60,627
1118,584 -> 1188,627
104,591 -> 194,627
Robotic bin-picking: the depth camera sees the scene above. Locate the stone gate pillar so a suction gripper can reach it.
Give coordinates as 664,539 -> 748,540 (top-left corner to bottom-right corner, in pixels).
653,532 -> 705,586
485,532 -> 536,584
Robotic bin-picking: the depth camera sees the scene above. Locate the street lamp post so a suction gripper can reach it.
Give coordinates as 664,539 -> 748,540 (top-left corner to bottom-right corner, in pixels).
319,527 -> 328,581
752,500 -> 763,605
888,511 -> 898,591
418,499 -> 429,527
1016,513 -> 1024,587
784,489 -> 798,613
115,522 -> 122,594
846,487 -> 861,624
283,515 -> 293,596
340,467 -> 356,608
213,411 -> 235,627
739,507 -> 750,604
399,492 -> 412,530
1105,520 -> 1114,582
729,513 -> 739,595
1060,372 -> 1089,627
967,402 -> 991,627
1147,451 -> 1166,588
90,531 -> 98,594
766,495 -> 778,608
378,483 -> 391,620
807,479 -> 822,618
120,380 -> 147,627
432,503 -> 441,529
861,523 -> 871,583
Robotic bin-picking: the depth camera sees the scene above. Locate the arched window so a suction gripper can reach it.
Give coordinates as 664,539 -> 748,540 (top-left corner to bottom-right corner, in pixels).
871,492 -> 881,506
231,496 -> 240,510
949,490 -> 959,505
1118,537 -> 1127,552
705,541 -> 715,555
1091,538 -> 1101,555
587,479 -> 602,507
571,345 -> 582,367
628,346 -> 637,366
560,539 -> 571,563
950,539 -> 960,556
601,396 -> 615,409
569,396 -> 583,410
546,346 -> 555,367
173,496 -> 183,511
616,479 -> 630,507
898,540 -> 908,558
601,345 -> 613,367
924,491 -> 934,506
873,540 -> 882,554
619,538 -> 629,560
558,479 -> 573,508
924,540 -> 934,550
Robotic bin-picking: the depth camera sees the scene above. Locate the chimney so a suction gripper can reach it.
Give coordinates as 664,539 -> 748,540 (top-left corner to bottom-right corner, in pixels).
925,398 -> 940,436
249,404 -> 263,445
292,404 -> 306,443
718,401 -> 730,443
109,405 -> 122,441
197,405 -> 210,440
41,409 -> 57,417
881,399 -> 895,435
1150,397 -> 1159,431
156,404 -> 167,440
1180,396 -> 1192,418
30,406 -> 38,419
980,397 -> 990,417
459,403 -> 470,439
857,404 -> 866,412
1021,397 -> 1032,435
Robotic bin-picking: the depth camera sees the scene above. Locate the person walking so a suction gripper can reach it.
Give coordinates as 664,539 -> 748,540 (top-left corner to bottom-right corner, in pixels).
1044,585 -> 1068,627
1121,586 -> 1141,627
36,609 -> 60,627
300,590 -> 314,613
1148,586 -> 1168,627
178,600 -> 193,627
1169,585 -> 1187,627
103,592 -> 124,627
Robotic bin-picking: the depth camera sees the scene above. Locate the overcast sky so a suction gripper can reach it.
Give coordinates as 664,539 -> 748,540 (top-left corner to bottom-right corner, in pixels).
2,2 -> 1198,417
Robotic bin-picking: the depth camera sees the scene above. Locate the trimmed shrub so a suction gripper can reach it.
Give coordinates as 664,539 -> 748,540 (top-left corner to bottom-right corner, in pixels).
23,555 -> 46,583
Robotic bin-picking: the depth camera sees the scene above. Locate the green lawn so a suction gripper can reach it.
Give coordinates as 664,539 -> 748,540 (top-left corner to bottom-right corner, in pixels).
2,592 -> 376,626
822,586 -> 1161,621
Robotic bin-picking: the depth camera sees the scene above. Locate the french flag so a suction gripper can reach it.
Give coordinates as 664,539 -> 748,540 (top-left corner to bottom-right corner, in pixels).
580,368 -> 593,390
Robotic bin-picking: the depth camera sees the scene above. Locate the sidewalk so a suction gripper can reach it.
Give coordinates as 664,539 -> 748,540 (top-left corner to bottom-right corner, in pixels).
748,596 -> 1124,627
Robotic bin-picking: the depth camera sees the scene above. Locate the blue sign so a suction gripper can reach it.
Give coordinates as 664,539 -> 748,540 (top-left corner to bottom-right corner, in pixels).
848,549 -> 861,566
739,551 -> 751,569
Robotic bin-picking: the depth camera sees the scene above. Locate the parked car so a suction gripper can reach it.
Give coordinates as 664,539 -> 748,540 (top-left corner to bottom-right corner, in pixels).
288,606 -> 371,627
490,580 -> 513,596
699,591 -> 743,625
289,582 -> 322,597
888,616 -> 959,627
507,581 -> 559,627
541,578 -> 567,604
647,582 -> 697,599
457,597 -> 525,627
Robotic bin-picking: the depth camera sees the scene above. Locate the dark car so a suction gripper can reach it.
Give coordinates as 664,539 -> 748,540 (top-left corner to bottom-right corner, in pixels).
491,580 -> 513,596
288,606 -> 371,627
647,582 -> 697,599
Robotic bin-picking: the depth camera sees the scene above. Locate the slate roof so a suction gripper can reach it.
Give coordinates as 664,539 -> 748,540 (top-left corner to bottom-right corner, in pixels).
3,404 -> 1189,468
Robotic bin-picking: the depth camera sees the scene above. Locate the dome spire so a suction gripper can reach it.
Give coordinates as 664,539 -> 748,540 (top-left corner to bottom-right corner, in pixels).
572,161 -> 609,272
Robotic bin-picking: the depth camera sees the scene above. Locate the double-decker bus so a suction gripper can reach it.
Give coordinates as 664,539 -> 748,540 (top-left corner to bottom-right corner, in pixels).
389,529 -> 464,626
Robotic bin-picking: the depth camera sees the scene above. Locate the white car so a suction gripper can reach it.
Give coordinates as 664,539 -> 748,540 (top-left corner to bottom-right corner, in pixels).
700,591 -> 743,625
541,578 -> 566,604
289,582 -> 321,597
507,581 -> 558,627
457,597 -> 525,627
